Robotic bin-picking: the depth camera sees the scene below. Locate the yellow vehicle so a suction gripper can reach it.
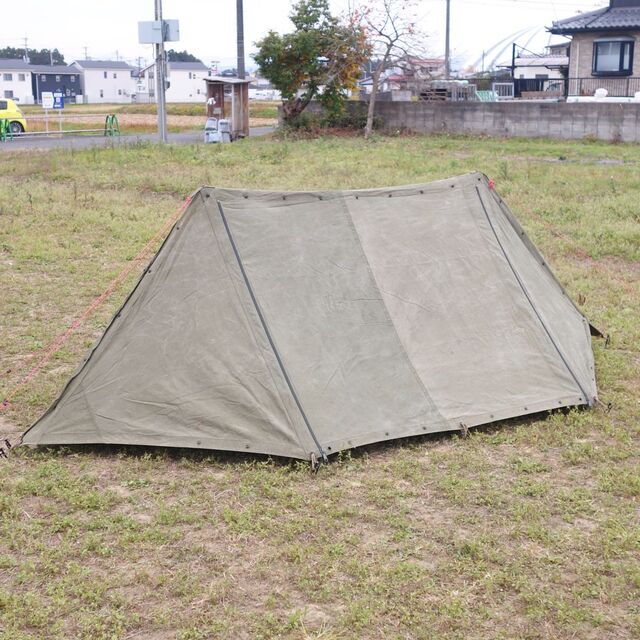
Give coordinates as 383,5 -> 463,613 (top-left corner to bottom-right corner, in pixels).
0,98 -> 27,134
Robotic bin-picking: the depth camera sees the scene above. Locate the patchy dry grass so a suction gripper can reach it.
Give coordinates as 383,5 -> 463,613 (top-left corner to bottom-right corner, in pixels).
0,134 -> 638,639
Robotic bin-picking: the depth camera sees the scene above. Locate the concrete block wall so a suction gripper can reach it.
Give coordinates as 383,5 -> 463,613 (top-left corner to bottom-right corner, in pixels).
290,100 -> 640,142
363,101 -> 640,143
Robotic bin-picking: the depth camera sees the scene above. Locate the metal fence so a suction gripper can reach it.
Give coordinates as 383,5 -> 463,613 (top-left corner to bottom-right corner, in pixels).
491,82 -> 515,100
514,77 -> 640,98
567,77 -> 640,98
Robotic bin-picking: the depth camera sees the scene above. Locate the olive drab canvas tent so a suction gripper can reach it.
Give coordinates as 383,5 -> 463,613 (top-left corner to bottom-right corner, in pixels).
22,173 -> 598,460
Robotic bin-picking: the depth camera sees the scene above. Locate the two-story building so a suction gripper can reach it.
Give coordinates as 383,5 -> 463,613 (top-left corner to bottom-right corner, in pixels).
0,59 -> 34,104
138,61 -> 211,103
550,0 -> 640,97
70,60 -> 136,103
31,65 -> 82,104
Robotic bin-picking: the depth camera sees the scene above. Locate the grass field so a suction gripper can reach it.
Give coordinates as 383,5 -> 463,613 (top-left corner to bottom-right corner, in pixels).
19,101 -> 279,134
0,133 -> 638,640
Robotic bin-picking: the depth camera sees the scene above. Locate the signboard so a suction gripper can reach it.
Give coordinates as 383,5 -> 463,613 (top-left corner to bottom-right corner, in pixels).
138,19 -> 180,44
41,91 -> 54,109
53,92 -> 64,109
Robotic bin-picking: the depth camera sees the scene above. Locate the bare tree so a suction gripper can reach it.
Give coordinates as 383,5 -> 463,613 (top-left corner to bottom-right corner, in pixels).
352,0 -> 426,138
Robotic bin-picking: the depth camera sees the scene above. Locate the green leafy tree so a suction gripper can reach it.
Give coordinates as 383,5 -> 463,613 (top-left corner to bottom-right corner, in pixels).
0,47 -> 65,65
167,49 -> 202,63
253,0 -> 370,122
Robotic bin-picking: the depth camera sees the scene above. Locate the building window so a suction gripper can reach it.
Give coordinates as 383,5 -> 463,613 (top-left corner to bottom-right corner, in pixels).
113,72 -> 117,79
18,73 -> 26,81
118,89 -> 122,95
592,39 -> 634,75
4,90 -> 14,98
103,71 -> 107,79
100,89 -> 104,98
41,75 -> 46,82
3,73 -> 12,81
70,75 -> 76,82
55,75 -> 61,82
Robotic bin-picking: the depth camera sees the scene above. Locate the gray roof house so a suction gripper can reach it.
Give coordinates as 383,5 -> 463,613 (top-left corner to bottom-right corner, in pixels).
550,0 -> 640,97
70,60 -> 136,103
137,60 -> 212,103
0,59 -> 34,103
30,64 -> 81,103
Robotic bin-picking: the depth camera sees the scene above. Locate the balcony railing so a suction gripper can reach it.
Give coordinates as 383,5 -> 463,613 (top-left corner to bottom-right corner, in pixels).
567,76 -> 640,98
514,77 -> 640,98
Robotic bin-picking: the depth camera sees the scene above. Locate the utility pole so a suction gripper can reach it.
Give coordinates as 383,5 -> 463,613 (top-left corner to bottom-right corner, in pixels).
237,0 -> 245,78
444,0 -> 451,79
23,37 -> 29,63
155,0 -> 168,143
83,45 -> 89,60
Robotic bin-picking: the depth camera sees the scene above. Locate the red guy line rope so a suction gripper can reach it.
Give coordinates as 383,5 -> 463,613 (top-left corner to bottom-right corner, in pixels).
1,195 -> 193,410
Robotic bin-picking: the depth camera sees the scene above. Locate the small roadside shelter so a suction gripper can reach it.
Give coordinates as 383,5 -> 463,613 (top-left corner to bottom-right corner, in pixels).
204,76 -> 251,138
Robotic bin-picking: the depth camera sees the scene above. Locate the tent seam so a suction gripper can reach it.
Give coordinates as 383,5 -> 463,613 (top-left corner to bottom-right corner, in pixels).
475,186 -> 591,405
336,193 -> 452,431
201,192 -> 313,457
214,198 -> 326,460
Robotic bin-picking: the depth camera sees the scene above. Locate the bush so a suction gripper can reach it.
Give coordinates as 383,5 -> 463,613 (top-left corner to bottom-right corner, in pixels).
281,106 -> 383,134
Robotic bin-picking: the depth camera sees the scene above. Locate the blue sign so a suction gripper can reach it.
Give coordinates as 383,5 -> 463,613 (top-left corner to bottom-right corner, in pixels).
53,93 -> 64,109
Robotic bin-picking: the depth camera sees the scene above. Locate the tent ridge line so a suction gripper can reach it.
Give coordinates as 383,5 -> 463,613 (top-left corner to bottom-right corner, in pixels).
475,186 -> 591,406
214,198 -> 327,463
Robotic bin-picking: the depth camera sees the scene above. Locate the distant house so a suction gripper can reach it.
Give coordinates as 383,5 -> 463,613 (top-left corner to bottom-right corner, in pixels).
495,44 -> 569,95
550,0 -> 640,97
0,59 -> 34,104
359,56 -> 447,97
31,65 -> 81,104
71,60 -> 136,103
138,61 -> 211,103
397,56 -> 447,82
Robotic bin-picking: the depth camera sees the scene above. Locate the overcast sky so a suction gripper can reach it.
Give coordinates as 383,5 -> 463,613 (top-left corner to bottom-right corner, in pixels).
2,0 -> 609,72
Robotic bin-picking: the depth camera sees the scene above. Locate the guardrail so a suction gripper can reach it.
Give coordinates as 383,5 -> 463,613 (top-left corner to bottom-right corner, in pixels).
0,113 -> 121,140
0,119 -> 14,141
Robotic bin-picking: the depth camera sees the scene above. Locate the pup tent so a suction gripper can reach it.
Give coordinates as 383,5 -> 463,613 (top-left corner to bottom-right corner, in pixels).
22,173 -> 598,460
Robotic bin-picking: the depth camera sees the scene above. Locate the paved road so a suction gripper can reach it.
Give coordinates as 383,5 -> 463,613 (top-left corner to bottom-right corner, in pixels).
0,127 -> 274,151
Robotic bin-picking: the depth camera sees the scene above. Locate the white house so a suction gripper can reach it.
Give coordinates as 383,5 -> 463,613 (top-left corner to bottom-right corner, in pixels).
0,59 -> 34,104
71,60 -> 136,103
138,61 -> 211,103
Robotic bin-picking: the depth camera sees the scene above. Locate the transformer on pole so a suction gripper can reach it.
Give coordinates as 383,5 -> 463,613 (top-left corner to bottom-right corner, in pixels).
138,3 -> 180,143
